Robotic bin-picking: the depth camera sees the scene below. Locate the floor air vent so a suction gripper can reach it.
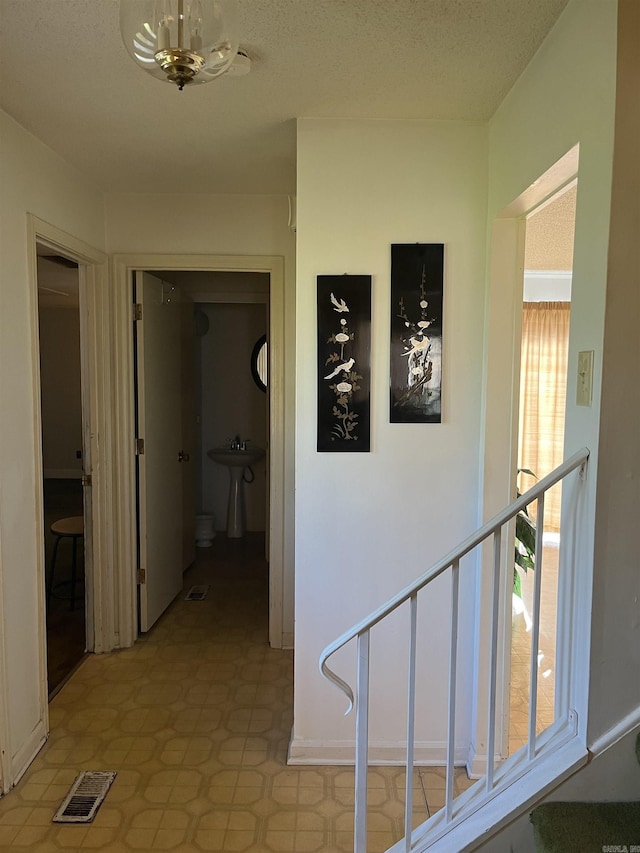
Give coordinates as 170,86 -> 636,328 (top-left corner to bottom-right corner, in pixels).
185,585 -> 209,601
52,771 -> 116,823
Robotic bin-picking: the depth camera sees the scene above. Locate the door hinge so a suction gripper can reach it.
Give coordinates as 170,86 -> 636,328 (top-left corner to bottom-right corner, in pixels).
82,473 -> 92,487
137,567 -> 146,584
135,437 -> 145,455
133,303 -> 142,321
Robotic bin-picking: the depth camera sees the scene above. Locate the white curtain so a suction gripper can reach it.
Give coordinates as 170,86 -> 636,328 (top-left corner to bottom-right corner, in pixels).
517,302 -> 570,532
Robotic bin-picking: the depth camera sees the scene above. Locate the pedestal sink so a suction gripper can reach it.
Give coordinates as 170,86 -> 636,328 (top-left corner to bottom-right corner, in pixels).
207,447 -> 265,538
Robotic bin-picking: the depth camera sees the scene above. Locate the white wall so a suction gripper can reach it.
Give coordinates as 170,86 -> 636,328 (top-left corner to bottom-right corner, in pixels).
104,193 -> 296,637
485,0 -> 617,746
198,302 -> 268,532
293,118 -> 488,761
38,306 -> 83,478
589,0 -> 640,743
0,108 -> 105,776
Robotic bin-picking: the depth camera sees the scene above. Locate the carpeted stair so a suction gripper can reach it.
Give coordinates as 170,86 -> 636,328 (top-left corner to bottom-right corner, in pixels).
530,734 -> 640,852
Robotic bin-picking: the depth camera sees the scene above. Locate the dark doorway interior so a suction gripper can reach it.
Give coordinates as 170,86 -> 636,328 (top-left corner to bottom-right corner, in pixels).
43,479 -> 86,695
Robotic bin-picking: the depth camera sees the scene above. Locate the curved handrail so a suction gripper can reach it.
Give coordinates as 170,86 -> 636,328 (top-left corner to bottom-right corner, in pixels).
319,447 -> 589,713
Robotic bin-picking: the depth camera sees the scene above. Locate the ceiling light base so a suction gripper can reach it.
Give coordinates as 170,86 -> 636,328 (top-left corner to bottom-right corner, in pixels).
155,49 -> 206,90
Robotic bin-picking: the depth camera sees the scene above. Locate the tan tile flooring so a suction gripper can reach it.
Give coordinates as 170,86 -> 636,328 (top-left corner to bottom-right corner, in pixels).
509,543 -> 559,754
0,534 -> 473,853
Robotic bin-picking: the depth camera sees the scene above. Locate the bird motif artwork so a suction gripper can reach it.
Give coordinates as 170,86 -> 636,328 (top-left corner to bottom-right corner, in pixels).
324,357 -> 355,379
390,244 -> 444,423
401,335 -> 431,359
317,275 -> 371,451
330,293 -> 349,313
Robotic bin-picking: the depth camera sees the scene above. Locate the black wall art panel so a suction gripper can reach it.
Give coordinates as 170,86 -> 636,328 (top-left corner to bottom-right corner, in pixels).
317,275 -> 371,452
390,243 -> 444,423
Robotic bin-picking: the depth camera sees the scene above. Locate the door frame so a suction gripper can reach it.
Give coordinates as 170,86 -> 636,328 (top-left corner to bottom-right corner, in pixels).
22,215 -> 109,774
470,147 -> 579,775
111,253 -> 287,649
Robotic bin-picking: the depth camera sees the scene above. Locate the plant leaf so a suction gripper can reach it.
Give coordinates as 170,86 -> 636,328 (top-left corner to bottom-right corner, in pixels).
518,468 -> 537,479
513,568 -> 522,597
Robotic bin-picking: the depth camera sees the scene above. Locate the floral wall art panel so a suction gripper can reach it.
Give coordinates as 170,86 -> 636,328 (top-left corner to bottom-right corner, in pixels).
317,275 -> 371,452
390,243 -> 444,423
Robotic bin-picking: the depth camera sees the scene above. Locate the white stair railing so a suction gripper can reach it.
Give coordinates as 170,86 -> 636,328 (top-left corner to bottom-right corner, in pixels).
319,448 -> 589,853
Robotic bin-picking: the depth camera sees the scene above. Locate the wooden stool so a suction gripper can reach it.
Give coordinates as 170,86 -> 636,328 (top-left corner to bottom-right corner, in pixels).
48,516 -> 84,611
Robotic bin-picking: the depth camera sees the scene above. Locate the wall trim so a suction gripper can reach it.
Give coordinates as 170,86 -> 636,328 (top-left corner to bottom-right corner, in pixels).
478,151 -> 581,777
19,213 -> 110,787
111,253 -> 288,650
0,534 -> 10,794
589,704 -> 640,757
288,737 -> 469,766
465,742 -> 503,780
282,632 -> 294,650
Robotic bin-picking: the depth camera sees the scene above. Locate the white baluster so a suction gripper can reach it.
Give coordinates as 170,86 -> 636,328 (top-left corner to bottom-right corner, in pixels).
405,593 -> 418,849
355,630 -> 370,852
528,494 -> 545,760
446,559 -> 460,820
487,527 -> 501,792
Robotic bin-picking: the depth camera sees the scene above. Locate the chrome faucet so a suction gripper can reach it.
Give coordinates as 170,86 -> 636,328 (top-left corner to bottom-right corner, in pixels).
229,435 -> 249,450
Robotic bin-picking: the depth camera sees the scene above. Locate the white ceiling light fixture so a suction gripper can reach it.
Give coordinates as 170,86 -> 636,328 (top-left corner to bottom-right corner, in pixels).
226,50 -> 251,77
120,0 -> 240,91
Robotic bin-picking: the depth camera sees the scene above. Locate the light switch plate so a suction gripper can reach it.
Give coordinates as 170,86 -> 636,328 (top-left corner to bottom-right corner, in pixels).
577,350 -> 594,406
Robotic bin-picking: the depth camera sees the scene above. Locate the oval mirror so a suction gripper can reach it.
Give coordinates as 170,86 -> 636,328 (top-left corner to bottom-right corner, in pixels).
251,335 -> 267,392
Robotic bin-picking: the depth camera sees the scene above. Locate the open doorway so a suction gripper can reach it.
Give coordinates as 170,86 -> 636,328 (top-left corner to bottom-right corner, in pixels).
509,184 -> 576,754
36,246 -> 88,696
133,269 -> 271,635
112,252 -> 287,651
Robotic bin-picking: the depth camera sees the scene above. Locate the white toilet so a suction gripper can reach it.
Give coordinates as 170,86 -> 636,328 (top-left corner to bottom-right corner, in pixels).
195,514 -> 215,547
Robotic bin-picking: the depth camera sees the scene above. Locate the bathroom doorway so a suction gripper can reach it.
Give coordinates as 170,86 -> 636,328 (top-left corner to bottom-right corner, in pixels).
126,256 -> 286,648
193,295 -> 269,549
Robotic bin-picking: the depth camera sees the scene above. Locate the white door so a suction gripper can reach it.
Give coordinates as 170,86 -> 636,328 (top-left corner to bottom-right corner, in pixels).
135,271 -> 183,631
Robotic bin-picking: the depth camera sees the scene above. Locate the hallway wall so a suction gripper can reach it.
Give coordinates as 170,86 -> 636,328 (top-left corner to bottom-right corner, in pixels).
293,117 -> 488,761
0,108 -> 105,780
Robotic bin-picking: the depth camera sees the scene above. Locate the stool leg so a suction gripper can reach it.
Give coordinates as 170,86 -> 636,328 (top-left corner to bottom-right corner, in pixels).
48,535 -> 61,609
70,535 -> 78,611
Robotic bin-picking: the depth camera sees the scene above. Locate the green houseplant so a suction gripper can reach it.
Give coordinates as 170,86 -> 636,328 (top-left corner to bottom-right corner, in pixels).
514,468 -> 537,598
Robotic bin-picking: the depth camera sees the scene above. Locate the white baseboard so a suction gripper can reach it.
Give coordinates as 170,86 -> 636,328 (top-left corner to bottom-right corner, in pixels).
281,632 -> 294,650
288,736 -> 468,766
466,742 -> 503,779
44,469 -> 82,480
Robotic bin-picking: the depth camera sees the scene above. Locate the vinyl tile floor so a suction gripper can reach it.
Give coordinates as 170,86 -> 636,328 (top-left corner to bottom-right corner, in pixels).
0,534 -> 472,853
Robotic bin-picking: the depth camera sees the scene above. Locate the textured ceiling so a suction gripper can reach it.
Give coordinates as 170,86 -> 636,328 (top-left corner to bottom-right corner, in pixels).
0,0 -> 570,195
525,186 -> 577,271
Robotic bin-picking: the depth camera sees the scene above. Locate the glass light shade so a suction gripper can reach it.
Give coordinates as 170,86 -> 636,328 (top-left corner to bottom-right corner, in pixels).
120,0 -> 239,90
